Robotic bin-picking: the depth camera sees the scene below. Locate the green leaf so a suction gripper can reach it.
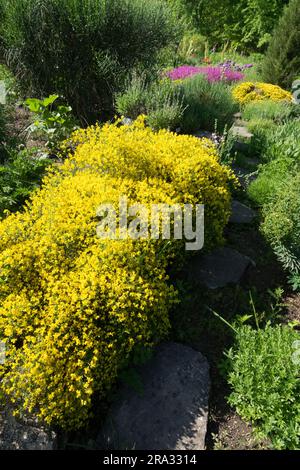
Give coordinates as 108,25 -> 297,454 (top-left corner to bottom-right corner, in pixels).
42,94 -> 59,107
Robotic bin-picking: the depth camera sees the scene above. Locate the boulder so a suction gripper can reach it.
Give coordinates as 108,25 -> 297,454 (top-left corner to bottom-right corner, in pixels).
229,201 -> 256,224
97,342 -> 210,450
0,408 -> 56,450
188,247 -> 253,289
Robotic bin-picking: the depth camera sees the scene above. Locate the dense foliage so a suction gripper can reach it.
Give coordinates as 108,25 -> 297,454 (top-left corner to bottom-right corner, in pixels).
247,110 -> 300,290
115,76 -> 184,131
226,324 -> 300,449
232,81 -> 292,105
169,0 -> 288,51
0,0 -> 180,122
0,151 -> 50,216
262,174 -> 300,290
262,0 -> 300,88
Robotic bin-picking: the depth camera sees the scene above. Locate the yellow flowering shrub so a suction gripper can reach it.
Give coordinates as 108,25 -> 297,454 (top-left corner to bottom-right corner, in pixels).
0,117 -> 234,428
232,82 -> 292,105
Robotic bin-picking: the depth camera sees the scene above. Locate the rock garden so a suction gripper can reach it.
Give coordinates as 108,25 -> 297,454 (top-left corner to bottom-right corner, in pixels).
0,0 -> 300,452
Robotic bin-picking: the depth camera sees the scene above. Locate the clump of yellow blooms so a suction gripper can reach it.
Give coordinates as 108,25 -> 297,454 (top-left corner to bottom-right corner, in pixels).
0,117 -> 235,428
232,82 -> 292,105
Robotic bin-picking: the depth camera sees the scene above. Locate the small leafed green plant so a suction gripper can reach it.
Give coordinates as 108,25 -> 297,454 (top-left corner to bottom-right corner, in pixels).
0,149 -> 50,217
25,95 -> 78,152
225,324 -> 300,449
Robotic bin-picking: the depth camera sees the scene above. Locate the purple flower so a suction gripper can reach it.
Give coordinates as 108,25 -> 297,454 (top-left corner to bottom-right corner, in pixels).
166,65 -> 244,83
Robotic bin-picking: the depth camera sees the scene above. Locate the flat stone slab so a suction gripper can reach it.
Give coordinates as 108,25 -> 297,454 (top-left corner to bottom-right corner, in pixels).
231,125 -> 253,140
188,247 -> 253,289
0,408 -> 56,450
229,201 -> 256,224
97,342 -> 210,450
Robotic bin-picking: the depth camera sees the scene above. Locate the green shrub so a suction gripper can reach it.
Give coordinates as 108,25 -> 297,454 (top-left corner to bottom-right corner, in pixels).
226,324 -> 300,449
243,100 -> 299,124
0,150 -> 50,216
262,174 -> 300,290
262,0 -> 300,88
116,76 -> 184,131
0,0 -> 180,122
248,120 -> 300,205
246,118 -> 278,157
176,0 -> 287,52
24,94 -> 78,153
180,74 -> 238,133
115,75 -> 148,120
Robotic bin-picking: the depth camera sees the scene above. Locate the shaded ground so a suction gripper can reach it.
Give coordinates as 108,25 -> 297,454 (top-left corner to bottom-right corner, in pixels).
170,210 -> 288,450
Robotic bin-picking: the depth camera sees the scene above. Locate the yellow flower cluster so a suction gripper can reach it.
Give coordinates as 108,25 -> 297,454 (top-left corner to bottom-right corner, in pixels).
232,82 -> 292,105
0,117 -> 234,428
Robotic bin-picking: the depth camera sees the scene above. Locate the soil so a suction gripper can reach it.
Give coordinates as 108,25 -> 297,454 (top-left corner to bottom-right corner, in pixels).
285,295 -> 300,326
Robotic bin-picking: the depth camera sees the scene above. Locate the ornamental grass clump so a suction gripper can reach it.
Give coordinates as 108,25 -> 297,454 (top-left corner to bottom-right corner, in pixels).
0,118 -> 234,428
233,82 -> 292,105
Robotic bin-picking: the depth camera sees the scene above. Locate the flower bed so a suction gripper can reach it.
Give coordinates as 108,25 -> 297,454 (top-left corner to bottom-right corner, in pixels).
0,118 -> 234,428
166,65 -> 244,83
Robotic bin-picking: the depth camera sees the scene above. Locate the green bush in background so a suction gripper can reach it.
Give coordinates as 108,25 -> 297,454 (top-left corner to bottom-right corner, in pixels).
0,0 -> 181,122
177,32 -> 207,62
169,0 -> 288,51
262,0 -> 300,88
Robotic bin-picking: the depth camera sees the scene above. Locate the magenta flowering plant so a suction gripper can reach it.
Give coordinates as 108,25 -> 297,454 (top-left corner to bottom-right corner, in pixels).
166,65 -> 244,83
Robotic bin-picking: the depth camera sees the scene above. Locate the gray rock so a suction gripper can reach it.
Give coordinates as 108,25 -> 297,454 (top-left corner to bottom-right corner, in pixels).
193,130 -> 215,140
232,165 -> 258,189
229,201 -> 256,224
188,247 -> 253,289
231,125 -> 253,141
0,408 -> 56,450
122,117 -> 133,126
97,342 -> 210,450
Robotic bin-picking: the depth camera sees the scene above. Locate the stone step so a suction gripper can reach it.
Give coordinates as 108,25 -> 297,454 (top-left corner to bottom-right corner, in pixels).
229,200 -> 256,224
231,125 -> 253,141
188,247 -> 254,289
97,342 -> 210,450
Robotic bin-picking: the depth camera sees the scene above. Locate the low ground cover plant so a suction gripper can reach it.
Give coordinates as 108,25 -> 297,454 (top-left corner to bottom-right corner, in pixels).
248,120 -> 300,204
0,118 -> 234,428
226,324 -> 300,449
243,100 -> 299,124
